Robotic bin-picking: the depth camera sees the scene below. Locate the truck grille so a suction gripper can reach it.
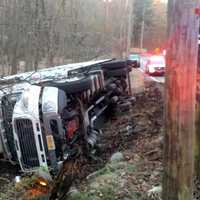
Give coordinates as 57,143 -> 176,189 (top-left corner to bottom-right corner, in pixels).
15,119 -> 39,169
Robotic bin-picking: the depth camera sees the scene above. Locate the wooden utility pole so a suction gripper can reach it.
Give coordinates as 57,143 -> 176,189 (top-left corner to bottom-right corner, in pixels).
194,6 -> 200,199
163,0 -> 199,199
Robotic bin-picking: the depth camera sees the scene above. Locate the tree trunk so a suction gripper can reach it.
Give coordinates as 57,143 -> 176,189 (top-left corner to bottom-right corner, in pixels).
11,54 -> 18,75
163,0 -> 199,199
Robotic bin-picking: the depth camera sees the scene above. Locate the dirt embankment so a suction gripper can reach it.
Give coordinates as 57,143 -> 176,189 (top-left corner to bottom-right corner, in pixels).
66,82 -> 164,200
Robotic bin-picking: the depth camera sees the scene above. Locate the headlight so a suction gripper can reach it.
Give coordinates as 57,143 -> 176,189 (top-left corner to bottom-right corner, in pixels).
38,179 -> 48,187
15,176 -> 21,183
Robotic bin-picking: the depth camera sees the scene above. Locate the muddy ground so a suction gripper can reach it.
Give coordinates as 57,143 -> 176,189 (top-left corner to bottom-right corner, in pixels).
0,70 -> 164,200
75,80 -> 164,200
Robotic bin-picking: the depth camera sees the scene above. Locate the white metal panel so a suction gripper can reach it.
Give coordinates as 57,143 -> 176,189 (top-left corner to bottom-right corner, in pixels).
42,87 -> 58,114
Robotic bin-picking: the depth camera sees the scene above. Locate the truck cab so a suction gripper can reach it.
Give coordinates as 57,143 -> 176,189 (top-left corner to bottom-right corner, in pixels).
12,73 -> 107,172
0,59 -> 132,173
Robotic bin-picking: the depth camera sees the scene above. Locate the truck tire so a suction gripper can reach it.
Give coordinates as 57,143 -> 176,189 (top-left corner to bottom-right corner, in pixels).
52,77 -> 92,94
102,60 -> 128,70
105,68 -> 129,78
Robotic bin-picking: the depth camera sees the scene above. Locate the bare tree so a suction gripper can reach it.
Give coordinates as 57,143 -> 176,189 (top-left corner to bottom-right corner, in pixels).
0,0 -> 167,75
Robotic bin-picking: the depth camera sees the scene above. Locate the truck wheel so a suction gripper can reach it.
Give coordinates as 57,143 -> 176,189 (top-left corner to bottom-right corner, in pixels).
52,77 -> 92,94
102,60 -> 127,70
105,68 -> 128,78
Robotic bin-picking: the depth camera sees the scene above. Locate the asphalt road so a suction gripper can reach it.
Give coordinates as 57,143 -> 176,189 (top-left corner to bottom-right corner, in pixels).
131,68 -> 165,97
138,68 -> 165,84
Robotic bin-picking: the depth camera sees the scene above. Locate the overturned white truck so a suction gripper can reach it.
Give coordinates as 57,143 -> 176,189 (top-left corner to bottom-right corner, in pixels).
0,59 -> 133,173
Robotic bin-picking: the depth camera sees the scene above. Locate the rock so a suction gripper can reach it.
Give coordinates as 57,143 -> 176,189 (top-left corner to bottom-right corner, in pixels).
147,186 -> 162,199
110,152 -> 124,163
68,186 -> 80,198
108,161 -> 127,171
